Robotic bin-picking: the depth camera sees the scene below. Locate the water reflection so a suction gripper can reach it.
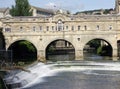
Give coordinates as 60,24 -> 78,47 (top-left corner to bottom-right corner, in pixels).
47,52 -> 114,62
47,53 -> 75,61
84,52 -> 113,61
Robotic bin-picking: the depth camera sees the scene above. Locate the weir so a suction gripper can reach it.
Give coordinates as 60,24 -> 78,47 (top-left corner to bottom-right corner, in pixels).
3,60 -> 120,89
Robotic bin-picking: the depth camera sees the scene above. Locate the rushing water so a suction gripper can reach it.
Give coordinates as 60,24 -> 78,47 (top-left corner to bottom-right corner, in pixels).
23,61 -> 120,89
3,52 -> 120,89
4,59 -> 120,89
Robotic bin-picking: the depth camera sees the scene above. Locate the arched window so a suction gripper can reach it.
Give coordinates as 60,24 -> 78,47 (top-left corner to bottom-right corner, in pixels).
57,20 -> 63,31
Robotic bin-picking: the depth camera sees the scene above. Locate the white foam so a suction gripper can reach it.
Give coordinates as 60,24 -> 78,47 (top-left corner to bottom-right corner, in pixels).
5,61 -> 120,89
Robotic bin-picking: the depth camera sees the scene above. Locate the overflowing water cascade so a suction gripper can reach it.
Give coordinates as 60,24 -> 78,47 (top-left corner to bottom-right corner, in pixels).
3,61 -> 120,89
4,63 -> 55,89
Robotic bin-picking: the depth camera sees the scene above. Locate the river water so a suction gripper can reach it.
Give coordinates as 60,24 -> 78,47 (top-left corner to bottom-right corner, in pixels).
4,54 -> 120,89
21,61 -> 120,89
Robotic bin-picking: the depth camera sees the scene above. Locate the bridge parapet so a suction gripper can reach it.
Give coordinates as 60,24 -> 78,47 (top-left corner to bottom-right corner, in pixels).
1,14 -> 120,35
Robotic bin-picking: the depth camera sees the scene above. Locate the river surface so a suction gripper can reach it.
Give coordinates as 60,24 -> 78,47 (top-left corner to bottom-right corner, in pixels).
20,61 -> 120,89
4,54 -> 120,89
23,70 -> 120,89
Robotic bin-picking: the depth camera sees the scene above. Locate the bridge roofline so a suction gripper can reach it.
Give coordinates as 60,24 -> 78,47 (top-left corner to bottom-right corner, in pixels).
1,13 -> 120,23
1,12 -> 119,18
13,14 -> 120,18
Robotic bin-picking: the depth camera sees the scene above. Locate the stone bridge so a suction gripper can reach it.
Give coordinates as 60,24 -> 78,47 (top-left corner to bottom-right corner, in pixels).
0,13 -> 119,61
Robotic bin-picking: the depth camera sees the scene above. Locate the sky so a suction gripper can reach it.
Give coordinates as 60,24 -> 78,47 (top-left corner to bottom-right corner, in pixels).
0,0 -> 115,13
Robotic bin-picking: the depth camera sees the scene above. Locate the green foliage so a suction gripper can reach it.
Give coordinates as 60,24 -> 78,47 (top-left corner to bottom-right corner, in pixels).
75,8 -> 113,15
87,40 -> 101,50
97,46 -> 102,54
97,45 -> 112,56
19,41 -> 36,52
103,8 -> 113,14
10,40 -> 37,63
10,0 -> 32,16
48,46 -> 55,53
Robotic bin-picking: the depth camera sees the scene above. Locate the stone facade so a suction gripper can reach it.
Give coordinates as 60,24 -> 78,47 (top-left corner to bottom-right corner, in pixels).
0,0 -> 120,61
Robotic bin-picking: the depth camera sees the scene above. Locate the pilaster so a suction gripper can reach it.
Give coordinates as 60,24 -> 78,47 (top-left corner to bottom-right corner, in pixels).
75,50 -> 84,60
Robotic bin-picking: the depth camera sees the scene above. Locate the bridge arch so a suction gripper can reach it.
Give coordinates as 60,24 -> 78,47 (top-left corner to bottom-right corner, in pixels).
6,38 -> 38,50
83,38 -> 113,59
45,38 -> 76,50
7,39 -> 37,63
83,38 -> 113,50
45,39 -> 75,61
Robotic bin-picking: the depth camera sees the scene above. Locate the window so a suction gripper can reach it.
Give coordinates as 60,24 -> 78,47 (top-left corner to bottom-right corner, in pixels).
66,26 -> 68,30
56,26 -> 57,31
52,26 -> 54,31
78,26 -> 81,31
33,26 -> 36,31
57,20 -> 63,31
5,28 -> 11,32
46,26 -> 49,31
72,26 -> 74,31
78,38 -> 80,41
20,27 -> 23,31
97,25 -> 99,30
84,25 -> 87,30
109,25 -> 112,30
40,26 -> 42,31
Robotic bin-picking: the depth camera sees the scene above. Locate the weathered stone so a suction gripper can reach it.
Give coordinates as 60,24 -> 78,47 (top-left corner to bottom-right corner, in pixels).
0,0 -> 120,61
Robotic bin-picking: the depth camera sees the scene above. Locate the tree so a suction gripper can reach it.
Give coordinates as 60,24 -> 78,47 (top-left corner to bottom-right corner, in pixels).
19,41 -> 36,52
10,0 -> 32,16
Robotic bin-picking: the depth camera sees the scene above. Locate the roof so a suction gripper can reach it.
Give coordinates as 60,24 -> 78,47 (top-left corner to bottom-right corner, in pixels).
0,8 -> 9,13
31,6 -> 55,14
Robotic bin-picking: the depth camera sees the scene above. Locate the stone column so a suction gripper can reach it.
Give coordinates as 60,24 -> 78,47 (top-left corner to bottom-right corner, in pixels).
37,50 -> 46,62
112,48 -> 118,61
75,50 -> 84,60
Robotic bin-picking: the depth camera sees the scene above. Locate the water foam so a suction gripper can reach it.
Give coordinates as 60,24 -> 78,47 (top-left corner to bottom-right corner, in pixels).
4,61 -> 120,89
